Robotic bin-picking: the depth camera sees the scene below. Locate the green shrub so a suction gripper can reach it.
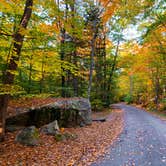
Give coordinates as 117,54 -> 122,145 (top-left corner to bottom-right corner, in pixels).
124,94 -> 133,104
91,99 -> 104,111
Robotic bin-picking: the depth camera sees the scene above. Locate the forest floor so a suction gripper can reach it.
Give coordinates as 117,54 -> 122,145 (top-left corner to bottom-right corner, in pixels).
0,98 -> 124,166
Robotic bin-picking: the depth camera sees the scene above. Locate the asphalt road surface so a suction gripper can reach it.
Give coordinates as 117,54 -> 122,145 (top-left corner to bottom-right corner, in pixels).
92,104 -> 166,166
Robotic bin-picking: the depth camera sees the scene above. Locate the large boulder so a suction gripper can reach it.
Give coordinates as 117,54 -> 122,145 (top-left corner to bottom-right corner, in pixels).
15,126 -> 39,146
44,98 -> 92,127
6,97 -> 92,129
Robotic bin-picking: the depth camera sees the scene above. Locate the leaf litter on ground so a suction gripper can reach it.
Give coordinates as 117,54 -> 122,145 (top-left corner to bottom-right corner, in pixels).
1,98 -> 124,166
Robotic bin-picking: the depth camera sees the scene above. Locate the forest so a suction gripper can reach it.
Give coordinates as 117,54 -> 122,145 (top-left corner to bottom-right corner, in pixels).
0,0 -> 166,164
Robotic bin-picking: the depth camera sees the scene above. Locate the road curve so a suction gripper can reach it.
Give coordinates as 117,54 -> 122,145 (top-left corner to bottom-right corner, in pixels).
92,104 -> 166,166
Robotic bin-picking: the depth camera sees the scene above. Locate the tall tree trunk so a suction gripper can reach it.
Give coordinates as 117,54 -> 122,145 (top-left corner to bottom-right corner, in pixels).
73,50 -> 78,96
106,39 -> 120,104
59,0 -> 69,97
101,32 -> 107,102
28,54 -> 33,94
70,0 -> 78,96
40,57 -> 45,93
55,0 -> 66,97
60,28 -> 66,97
88,20 -> 97,100
129,74 -> 134,99
95,39 -> 100,97
0,0 -> 33,141
154,67 -> 160,111
0,95 -> 9,142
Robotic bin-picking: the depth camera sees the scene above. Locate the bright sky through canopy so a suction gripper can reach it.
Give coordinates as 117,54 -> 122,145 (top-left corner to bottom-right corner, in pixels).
123,25 -> 142,40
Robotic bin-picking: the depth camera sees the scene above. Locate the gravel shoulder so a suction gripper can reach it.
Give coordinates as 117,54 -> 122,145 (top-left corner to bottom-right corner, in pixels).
92,104 -> 166,166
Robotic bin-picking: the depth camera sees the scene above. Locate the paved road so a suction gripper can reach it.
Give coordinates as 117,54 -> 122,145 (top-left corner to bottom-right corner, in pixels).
92,104 -> 166,166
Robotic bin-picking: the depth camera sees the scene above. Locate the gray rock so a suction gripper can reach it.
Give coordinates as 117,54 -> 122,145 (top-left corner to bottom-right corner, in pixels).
79,122 -> 85,127
7,98 -> 92,129
15,126 -> 39,146
40,120 -> 60,135
47,98 -> 92,126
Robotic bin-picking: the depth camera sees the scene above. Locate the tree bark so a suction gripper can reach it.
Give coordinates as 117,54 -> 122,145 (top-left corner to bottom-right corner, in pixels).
40,57 -> 45,93
88,20 -> 98,100
154,67 -> 160,111
70,0 -> 78,97
0,0 -> 33,141
60,28 -> 66,97
28,54 -> 33,94
0,95 -> 9,142
106,39 -> 120,104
